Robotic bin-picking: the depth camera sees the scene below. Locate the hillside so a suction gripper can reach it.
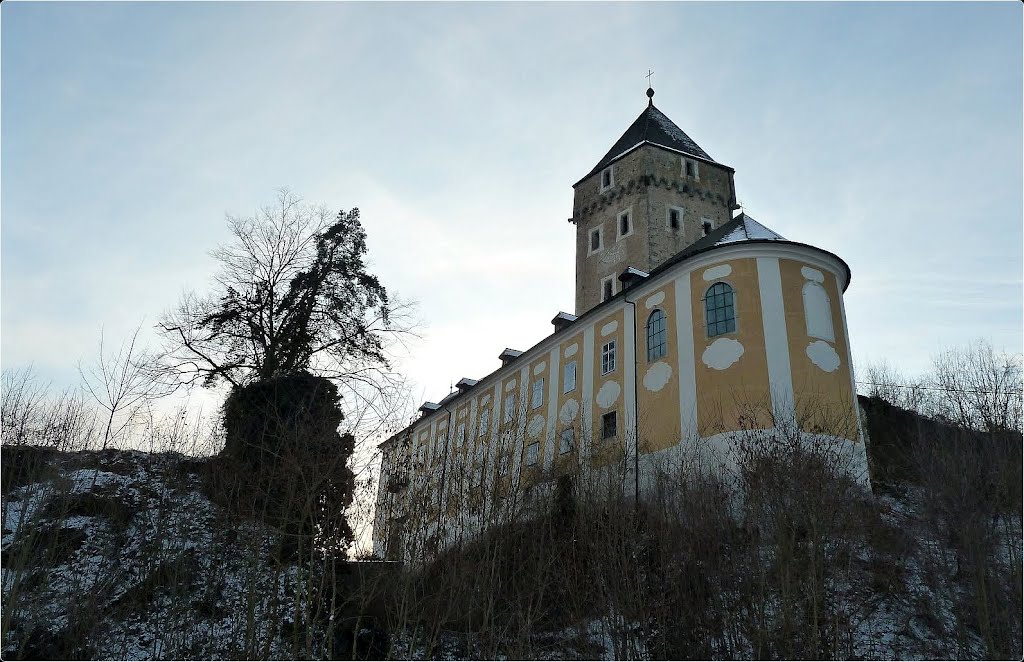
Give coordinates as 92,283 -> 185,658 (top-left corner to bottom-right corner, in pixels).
2,406 -> 1021,659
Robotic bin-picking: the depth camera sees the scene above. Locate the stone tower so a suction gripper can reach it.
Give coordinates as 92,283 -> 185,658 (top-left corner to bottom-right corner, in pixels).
571,89 -> 739,315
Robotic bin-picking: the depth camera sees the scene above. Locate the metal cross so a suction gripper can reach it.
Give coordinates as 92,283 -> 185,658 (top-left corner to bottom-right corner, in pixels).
645,69 -> 655,87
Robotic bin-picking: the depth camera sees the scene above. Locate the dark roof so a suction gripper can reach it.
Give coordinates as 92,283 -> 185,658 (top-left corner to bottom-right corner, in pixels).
578,103 -> 721,184
681,212 -> 786,257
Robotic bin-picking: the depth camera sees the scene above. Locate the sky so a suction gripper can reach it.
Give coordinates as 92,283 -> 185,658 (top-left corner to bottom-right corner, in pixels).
3,1 -> 1023,426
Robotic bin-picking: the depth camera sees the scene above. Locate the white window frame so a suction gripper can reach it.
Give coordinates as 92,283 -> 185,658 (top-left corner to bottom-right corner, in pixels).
600,166 -> 614,192
531,378 -> 545,410
601,340 -> 617,375
563,360 -> 577,393
600,275 -> 615,302
559,428 -> 575,454
667,205 -> 684,231
525,441 -> 540,466
682,157 -> 700,181
616,208 -> 634,240
588,225 -> 604,256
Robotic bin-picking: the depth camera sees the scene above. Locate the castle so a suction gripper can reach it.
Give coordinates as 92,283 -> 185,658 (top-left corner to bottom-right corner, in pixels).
373,89 -> 868,561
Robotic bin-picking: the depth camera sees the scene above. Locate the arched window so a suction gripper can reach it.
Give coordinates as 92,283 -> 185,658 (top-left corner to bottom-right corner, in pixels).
646,309 -> 668,361
704,282 -> 736,337
802,281 -> 834,341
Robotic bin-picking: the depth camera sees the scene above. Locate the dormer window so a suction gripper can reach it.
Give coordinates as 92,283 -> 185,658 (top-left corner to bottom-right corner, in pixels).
683,158 -> 699,180
600,166 -> 614,192
588,226 -> 604,255
617,209 -> 633,239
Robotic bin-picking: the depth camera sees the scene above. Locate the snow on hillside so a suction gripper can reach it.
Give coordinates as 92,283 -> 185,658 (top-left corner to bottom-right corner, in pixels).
2,448 -> 315,660
2,445 -> 1020,660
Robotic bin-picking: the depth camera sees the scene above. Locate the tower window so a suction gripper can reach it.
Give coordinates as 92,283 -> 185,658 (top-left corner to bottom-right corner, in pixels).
601,275 -> 615,302
617,209 -> 632,239
702,219 -> 713,236
704,282 -> 736,337
683,158 -> 699,180
669,207 -> 681,231
601,340 -> 617,375
600,167 -> 614,191
601,411 -> 618,439
589,226 -> 603,254
646,309 -> 668,361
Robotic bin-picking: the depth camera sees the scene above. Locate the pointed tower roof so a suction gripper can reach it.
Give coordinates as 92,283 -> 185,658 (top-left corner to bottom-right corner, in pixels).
577,92 -> 727,185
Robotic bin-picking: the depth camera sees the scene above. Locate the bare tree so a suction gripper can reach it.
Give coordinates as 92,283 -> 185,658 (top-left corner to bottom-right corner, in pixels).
159,189 -> 415,394
78,322 -> 175,449
929,339 -> 1022,433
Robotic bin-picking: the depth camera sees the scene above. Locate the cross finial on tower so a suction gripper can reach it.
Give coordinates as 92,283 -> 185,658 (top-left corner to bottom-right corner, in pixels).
645,70 -> 655,105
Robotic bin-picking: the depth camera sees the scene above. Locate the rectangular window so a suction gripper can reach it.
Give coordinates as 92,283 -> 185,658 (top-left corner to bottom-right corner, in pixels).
601,411 -> 617,439
589,226 -> 603,253
479,408 -> 490,436
702,219 -> 713,236
559,428 -> 575,454
601,340 -> 617,375
563,360 -> 577,393
601,167 -> 613,191
683,158 -> 699,179
525,441 -> 540,466
456,423 -> 466,448
669,208 -> 680,230
531,378 -> 545,409
617,210 -> 632,238
499,452 -> 510,475
601,276 -> 614,302
503,394 -> 515,424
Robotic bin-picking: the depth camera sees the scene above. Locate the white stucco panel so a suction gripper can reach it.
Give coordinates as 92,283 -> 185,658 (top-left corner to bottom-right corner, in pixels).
481,394 -> 491,405
643,362 -> 673,392
702,337 -> 744,370
600,320 -> 618,337
806,340 -> 841,372
533,361 -> 546,375
564,343 -> 578,358
801,266 -> 825,282
504,379 -> 517,392
595,380 -> 621,408
702,264 -> 732,281
527,415 -> 545,438
558,398 -> 579,424
644,291 -> 666,309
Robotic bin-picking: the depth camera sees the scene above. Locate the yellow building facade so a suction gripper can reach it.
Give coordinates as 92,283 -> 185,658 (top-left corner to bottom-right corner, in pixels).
374,91 -> 868,561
